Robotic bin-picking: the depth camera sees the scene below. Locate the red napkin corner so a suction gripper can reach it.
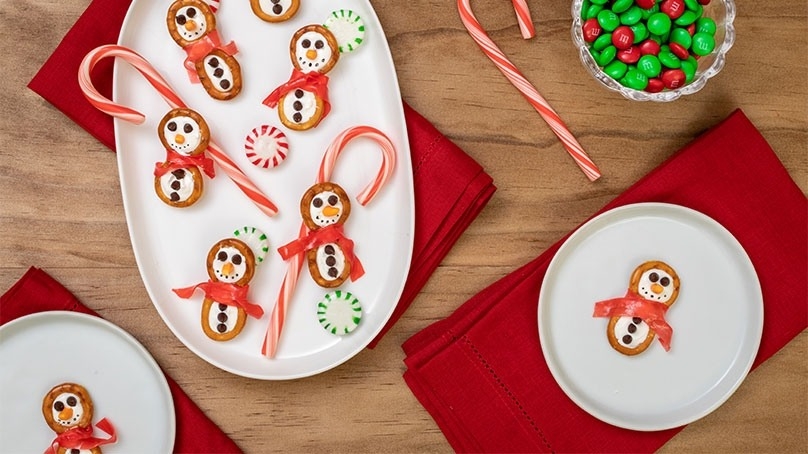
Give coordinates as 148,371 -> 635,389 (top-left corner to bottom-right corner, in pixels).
403,110 -> 808,453
27,0 -> 495,347
0,266 -> 242,453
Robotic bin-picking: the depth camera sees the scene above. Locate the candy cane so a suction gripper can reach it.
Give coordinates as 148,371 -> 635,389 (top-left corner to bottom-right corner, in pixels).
457,0 -> 601,181
262,125 -> 396,358
511,0 -> 535,39
78,44 -> 279,216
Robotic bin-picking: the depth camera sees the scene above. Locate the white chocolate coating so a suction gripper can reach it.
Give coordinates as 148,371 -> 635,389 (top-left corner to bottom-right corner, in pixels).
172,5 -> 210,42
158,168 -> 197,203
294,30 -> 335,73
207,302 -> 241,334
308,189 -> 345,227
282,89 -> 318,126
612,316 -> 651,349
202,54 -> 235,94
162,115 -> 204,155
316,243 -> 346,281
49,392 -> 86,428
211,245 -> 249,283
256,0 -> 294,17
635,268 -> 677,303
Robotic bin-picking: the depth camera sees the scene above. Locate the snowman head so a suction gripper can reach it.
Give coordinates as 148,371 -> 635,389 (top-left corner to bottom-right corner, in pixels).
167,0 -> 216,46
207,238 -> 256,285
42,383 -> 94,433
290,25 -> 340,74
158,108 -> 210,156
630,261 -> 680,304
300,182 -> 351,230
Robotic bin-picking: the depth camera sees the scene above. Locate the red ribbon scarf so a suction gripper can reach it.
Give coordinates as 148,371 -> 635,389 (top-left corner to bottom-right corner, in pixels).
278,224 -> 365,282
45,418 -> 117,454
154,149 -> 216,179
262,69 -> 331,120
592,290 -> 674,351
182,30 -> 238,83
173,281 -> 264,319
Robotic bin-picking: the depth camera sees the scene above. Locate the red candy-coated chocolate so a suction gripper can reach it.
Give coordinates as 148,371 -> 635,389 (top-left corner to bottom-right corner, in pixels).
669,42 -> 690,59
639,39 -> 661,55
687,23 -> 696,35
698,0 -> 711,4
636,0 -> 657,8
612,26 -> 635,50
645,78 -> 665,93
583,18 -> 602,43
617,46 -> 641,64
662,69 -> 686,89
660,0 -> 685,19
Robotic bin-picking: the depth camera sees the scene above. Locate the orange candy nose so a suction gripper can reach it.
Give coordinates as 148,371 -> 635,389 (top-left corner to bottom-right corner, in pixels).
306,49 -> 318,60
184,21 -> 197,32
322,206 -> 340,217
222,262 -> 234,276
58,407 -> 73,421
175,134 -> 186,144
651,283 -> 664,294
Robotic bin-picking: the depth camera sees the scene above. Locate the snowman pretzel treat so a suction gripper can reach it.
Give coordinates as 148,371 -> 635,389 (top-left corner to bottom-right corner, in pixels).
250,0 -> 300,23
154,108 -> 215,208
593,261 -> 681,356
278,182 -> 365,288
42,383 -> 117,454
173,227 -> 269,341
166,0 -> 242,100
262,11 -> 366,131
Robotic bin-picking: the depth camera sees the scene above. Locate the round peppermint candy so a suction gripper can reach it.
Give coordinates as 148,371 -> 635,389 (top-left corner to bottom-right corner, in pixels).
244,124 -> 289,169
324,9 -> 365,53
317,290 -> 362,335
232,226 -> 269,265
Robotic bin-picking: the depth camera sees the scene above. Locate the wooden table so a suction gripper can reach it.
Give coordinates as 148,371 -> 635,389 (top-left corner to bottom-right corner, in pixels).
1,0 -> 805,451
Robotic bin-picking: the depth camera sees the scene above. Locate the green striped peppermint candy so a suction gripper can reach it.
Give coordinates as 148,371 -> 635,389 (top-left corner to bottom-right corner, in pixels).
317,290 -> 362,335
232,226 -> 269,265
324,9 -> 365,53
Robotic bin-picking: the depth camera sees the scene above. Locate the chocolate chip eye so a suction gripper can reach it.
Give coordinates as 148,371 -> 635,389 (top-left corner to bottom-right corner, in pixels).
167,121 -> 177,131
660,277 -> 670,286
217,251 -> 228,261
301,39 -> 311,48
66,396 -> 77,407
328,195 -> 338,206
649,272 -> 659,282
312,197 -> 323,208
176,15 -> 186,25
186,8 -> 197,18
315,40 -> 324,49
183,123 -> 193,133
54,401 -> 64,411
232,254 -> 242,265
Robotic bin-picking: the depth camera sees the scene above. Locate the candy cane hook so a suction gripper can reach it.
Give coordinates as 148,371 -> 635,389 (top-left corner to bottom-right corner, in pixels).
78,44 -> 279,217
262,125 -> 397,358
457,0 -> 601,181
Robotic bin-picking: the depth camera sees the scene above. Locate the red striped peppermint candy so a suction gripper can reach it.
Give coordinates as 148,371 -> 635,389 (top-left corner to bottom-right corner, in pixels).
244,125 -> 289,169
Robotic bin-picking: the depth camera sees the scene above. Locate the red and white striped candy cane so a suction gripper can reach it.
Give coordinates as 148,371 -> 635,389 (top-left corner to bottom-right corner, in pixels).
262,125 -> 397,358
78,44 -> 279,217
511,0 -> 535,39
457,0 -> 601,181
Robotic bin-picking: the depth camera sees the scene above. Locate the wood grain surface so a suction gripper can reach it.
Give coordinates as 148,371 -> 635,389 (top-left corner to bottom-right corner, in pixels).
1,0 -> 806,452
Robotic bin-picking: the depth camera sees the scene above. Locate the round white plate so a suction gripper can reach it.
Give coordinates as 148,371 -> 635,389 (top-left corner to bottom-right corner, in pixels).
113,0 -> 413,379
538,203 -> 763,431
0,311 -> 175,452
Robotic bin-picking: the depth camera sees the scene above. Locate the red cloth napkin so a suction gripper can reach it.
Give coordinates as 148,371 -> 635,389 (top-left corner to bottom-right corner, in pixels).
403,110 -> 808,452
0,267 -> 242,453
27,0 -> 494,347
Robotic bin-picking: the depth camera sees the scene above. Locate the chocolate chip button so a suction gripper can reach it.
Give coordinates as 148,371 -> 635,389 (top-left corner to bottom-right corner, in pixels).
218,303 -> 228,311
213,68 -> 224,78
208,58 -> 220,68
217,312 -> 228,322
171,169 -> 185,178
71,450 -> 81,454
271,0 -> 279,3
622,334 -> 633,344
628,323 -> 637,333
294,89 -> 304,98
217,323 -> 227,333
170,181 -> 181,190
325,256 -> 336,266
292,112 -> 303,123
272,4 -> 283,13
220,79 -> 231,90
293,101 -> 303,111
324,245 -> 335,255
170,192 -> 180,202
328,267 -> 338,278
632,317 -> 642,324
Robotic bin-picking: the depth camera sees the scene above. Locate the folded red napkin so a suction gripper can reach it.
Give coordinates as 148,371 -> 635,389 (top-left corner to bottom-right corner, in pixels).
403,110 -> 808,452
27,0 -> 494,347
0,267 -> 242,453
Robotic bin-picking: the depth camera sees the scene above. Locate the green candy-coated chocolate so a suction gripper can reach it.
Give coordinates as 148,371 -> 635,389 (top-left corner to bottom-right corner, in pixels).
590,0 -> 609,4
658,45 -> 681,68
696,17 -> 717,35
646,12 -> 671,35
597,9 -> 621,31
629,23 -> 648,43
604,60 -> 628,79
684,0 -> 700,10
680,58 -> 697,83
691,32 -> 716,56
620,6 -> 644,26
641,4 -> 659,20
581,0 -> 591,19
674,10 -> 699,26
671,27 -> 692,49
597,45 -> 617,66
620,68 -> 649,90
637,54 -> 662,77
593,33 -> 614,51
611,0 -> 634,13
585,4 -> 604,20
